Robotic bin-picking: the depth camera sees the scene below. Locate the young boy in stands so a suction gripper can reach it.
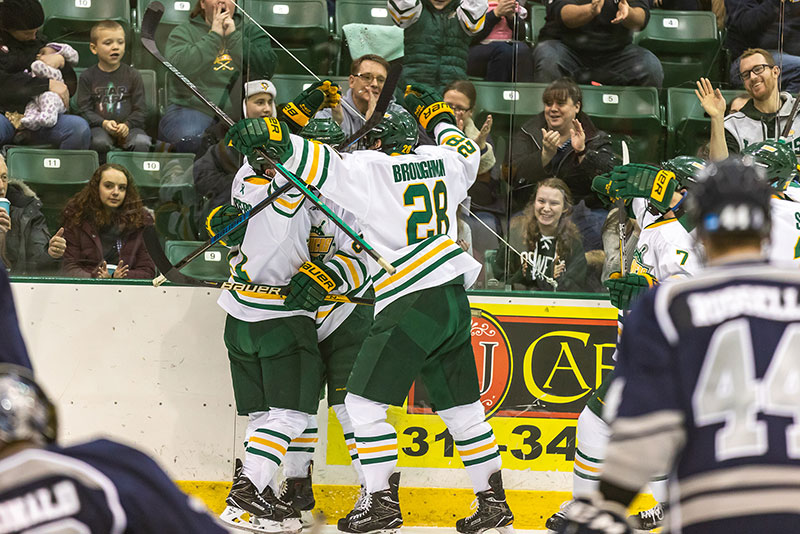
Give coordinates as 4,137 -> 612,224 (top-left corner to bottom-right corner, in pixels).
77,20 -> 151,159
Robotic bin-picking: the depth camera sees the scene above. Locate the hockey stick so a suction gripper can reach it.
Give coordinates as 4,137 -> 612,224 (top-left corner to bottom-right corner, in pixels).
780,91 -> 800,138
150,180 -> 293,286
143,227 -> 374,305
141,2 -> 395,275
336,64 -> 402,152
618,141 -> 631,274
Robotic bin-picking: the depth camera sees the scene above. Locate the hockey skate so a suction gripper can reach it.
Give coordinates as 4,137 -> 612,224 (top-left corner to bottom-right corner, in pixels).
219,459 -> 302,534
456,472 -> 515,534
545,499 -> 573,532
280,464 -> 316,529
338,473 -> 402,534
628,503 -> 664,531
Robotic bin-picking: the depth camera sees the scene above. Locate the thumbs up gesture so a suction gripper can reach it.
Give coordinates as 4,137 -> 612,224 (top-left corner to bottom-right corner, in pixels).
48,227 -> 66,259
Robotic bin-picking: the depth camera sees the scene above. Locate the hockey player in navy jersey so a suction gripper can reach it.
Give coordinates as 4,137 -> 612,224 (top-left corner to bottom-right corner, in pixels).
0,261 -> 32,370
0,364 -> 229,534
556,157 -> 800,534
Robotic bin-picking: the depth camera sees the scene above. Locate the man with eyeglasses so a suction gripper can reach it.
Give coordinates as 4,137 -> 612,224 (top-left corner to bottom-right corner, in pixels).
696,48 -> 800,161
318,54 -> 405,145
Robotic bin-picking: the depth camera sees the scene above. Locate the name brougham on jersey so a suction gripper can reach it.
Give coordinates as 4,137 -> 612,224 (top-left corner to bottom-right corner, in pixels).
392,159 -> 446,182
0,480 -> 81,534
688,284 -> 800,327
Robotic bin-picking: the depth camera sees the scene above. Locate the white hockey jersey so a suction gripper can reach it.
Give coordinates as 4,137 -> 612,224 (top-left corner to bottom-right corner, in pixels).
276,123 -> 482,313
631,218 -> 703,282
767,196 -> 800,267
216,162 -> 316,322
308,201 -> 373,341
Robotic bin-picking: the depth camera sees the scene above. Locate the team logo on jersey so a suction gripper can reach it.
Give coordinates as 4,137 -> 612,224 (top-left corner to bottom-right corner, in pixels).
630,244 -> 653,275
308,221 -> 333,260
470,309 -> 513,417
213,52 -> 234,71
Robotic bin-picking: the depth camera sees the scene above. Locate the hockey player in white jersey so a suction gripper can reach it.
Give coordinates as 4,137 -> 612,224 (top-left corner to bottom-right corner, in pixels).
225,84 -> 514,534
556,157 -> 800,534
545,157 -> 705,532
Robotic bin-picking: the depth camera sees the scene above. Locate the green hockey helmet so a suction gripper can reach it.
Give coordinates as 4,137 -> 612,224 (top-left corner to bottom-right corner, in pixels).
364,108 -> 418,155
741,139 -> 799,192
299,118 -> 346,146
661,156 -> 706,189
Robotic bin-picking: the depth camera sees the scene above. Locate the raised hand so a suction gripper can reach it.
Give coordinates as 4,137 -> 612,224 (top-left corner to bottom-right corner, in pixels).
0,207 -> 10,233
570,119 -> 586,153
695,77 -> 726,119
47,227 -> 66,259
210,4 -> 227,36
541,128 -> 560,166
476,115 -> 493,149
611,0 -> 630,23
113,260 -> 129,279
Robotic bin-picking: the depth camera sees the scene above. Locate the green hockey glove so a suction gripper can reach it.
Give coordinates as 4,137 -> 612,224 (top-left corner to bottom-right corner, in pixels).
205,204 -> 247,247
403,83 -> 456,134
592,164 -> 678,213
280,80 -> 342,131
225,117 -> 292,162
604,271 -> 656,310
284,260 -> 344,312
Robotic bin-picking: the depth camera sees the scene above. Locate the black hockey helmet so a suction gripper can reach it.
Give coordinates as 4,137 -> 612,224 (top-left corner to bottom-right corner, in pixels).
689,156 -> 772,239
0,365 -> 57,448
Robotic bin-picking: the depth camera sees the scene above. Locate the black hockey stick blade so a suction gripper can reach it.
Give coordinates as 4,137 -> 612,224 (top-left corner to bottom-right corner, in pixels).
336,64 -> 402,152
781,90 -> 800,138
143,227 -> 374,304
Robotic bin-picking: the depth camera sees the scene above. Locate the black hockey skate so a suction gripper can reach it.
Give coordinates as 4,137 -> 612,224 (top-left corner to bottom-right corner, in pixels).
219,460 -> 301,534
338,473 -> 402,534
280,464 -> 316,529
456,471 -> 515,534
545,499 -> 573,532
628,503 -> 664,531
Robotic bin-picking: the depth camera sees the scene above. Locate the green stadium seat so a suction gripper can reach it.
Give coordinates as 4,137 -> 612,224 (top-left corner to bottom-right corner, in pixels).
6,148 -> 98,231
106,152 -> 195,208
245,0 -> 334,75
41,0 -> 132,69
164,240 -> 231,281
131,0 -> 192,80
472,81 -> 548,161
334,0 -> 394,74
527,4 -> 547,46
634,10 -> 722,87
579,85 -> 664,163
666,87 -> 744,158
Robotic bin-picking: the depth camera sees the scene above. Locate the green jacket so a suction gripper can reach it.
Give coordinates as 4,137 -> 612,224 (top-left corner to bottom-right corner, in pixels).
403,0 -> 475,90
165,12 -> 277,116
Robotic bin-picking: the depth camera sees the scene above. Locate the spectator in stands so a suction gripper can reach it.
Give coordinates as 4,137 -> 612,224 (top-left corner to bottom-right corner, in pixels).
61,163 -> 155,279
158,0 -> 277,155
193,79 -> 276,231
77,21 -> 151,161
467,0 -> 534,82
725,0 -> 800,93
0,154 -> 65,274
0,0 -> 90,150
388,0 -> 489,90
317,54 -> 405,139
696,49 -> 800,161
508,78 -> 616,251
498,177 -> 587,291
532,0 -> 663,87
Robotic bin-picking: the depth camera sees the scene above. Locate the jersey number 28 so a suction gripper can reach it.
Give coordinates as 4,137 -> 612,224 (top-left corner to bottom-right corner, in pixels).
404,180 -> 449,245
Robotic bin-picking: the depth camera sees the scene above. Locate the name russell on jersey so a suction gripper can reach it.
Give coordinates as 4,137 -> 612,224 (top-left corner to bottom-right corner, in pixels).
0,480 -> 81,533
688,284 -> 800,327
392,159 -> 446,182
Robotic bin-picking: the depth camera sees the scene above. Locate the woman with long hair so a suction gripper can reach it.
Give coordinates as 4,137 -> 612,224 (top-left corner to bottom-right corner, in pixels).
61,163 -> 155,279
501,177 -> 587,292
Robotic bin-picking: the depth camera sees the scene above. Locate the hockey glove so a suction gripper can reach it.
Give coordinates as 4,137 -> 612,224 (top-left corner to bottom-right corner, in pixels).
280,80 -> 342,131
225,117 -> 292,163
592,164 -> 678,214
206,204 -> 247,247
554,496 -> 633,534
604,271 -> 655,310
403,83 -> 456,135
284,260 -> 344,312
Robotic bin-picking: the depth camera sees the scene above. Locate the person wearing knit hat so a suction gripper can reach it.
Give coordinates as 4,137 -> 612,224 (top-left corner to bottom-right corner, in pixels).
243,79 -> 277,119
0,0 -> 90,149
